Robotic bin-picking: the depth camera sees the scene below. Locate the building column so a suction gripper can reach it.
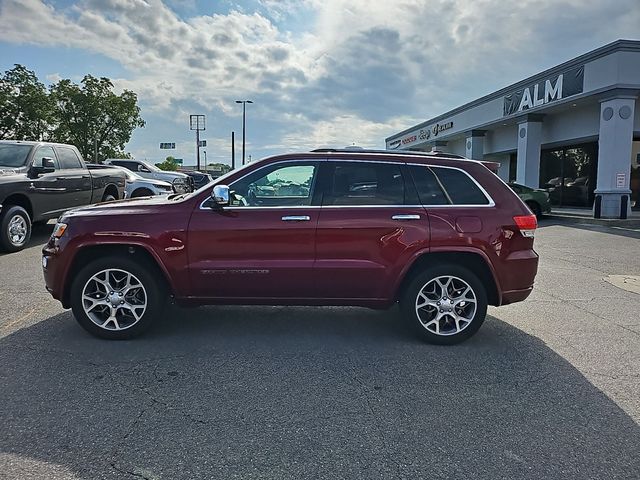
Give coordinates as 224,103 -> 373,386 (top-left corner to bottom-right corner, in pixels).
516,115 -> 543,188
465,130 -> 486,160
594,96 -> 636,218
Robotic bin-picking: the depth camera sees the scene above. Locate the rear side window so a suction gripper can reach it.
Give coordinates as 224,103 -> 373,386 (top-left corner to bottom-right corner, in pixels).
431,167 -> 490,205
324,162 -> 405,205
408,166 -> 448,205
56,147 -> 83,169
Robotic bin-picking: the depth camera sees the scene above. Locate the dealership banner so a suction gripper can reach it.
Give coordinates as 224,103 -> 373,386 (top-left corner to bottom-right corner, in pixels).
503,66 -> 584,116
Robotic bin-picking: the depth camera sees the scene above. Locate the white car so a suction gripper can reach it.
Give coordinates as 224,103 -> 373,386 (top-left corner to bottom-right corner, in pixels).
105,158 -> 193,193
111,166 -> 174,198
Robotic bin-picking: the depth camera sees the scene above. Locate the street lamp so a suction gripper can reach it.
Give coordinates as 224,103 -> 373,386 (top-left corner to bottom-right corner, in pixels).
203,150 -> 207,170
235,100 -> 253,165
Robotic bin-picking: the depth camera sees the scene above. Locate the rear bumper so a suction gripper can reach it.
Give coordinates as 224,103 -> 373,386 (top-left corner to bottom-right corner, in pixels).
501,287 -> 533,305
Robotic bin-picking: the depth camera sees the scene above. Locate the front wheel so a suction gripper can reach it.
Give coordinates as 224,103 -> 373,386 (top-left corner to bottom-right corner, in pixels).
401,265 -> 488,345
70,256 -> 164,339
0,205 -> 32,252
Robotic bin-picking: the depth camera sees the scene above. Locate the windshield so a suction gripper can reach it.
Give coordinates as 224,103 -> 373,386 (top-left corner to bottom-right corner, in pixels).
0,144 -> 32,167
141,160 -> 160,172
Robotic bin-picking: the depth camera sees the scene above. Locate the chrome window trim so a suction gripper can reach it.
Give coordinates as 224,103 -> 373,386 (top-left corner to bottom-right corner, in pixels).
407,162 -> 496,208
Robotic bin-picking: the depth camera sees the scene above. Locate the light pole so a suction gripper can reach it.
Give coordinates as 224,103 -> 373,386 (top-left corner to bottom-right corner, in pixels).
189,114 -> 206,171
235,100 -> 253,165
203,150 -> 207,170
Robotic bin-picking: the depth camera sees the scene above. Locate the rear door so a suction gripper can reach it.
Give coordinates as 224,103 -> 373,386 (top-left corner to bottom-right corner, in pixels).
314,160 -> 430,300
54,146 -> 92,207
187,160 -> 321,299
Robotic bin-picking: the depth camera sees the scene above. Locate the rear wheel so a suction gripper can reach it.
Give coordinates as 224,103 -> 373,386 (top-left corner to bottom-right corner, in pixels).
0,206 -> 32,252
70,256 -> 164,339
102,192 -> 117,202
401,264 -> 487,345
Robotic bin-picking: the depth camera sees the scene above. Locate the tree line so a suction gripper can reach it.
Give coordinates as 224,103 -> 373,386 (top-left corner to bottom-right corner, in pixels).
0,64 -> 144,162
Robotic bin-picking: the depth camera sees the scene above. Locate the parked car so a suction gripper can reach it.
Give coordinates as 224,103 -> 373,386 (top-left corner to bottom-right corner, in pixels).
43,148 -> 539,344
110,166 -> 174,198
508,182 -> 551,217
181,170 -> 213,190
0,140 -> 126,252
105,159 -> 193,193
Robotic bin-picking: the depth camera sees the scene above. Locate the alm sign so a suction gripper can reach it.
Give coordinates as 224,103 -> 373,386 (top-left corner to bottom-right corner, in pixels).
503,65 -> 584,116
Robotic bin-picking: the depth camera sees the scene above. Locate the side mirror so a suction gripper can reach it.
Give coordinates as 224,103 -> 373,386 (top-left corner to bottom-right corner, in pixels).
211,185 -> 229,207
32,157 -> 55,175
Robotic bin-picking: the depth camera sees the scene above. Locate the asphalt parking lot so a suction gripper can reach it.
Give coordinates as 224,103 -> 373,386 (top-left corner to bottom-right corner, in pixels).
1,221 -> 639,479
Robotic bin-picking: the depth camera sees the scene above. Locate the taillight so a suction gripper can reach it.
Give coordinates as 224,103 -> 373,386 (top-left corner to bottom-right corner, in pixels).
513,214 -> 537,238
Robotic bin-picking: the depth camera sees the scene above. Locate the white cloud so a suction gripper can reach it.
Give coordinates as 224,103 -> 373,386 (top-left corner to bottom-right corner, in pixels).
0,0 -> 639,162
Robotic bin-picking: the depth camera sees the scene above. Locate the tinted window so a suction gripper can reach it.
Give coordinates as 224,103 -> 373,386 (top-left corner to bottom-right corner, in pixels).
0,144 -> 32,167
57,147 -> 83,169
324,162 -> 405,206
229,162 -> 317,207
432,167 -> 490,205
409,166 -> 448,205
111,160 -> 136,171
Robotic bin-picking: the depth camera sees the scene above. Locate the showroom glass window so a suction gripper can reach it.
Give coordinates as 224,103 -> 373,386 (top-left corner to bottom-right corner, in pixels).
539,143 -> 598,207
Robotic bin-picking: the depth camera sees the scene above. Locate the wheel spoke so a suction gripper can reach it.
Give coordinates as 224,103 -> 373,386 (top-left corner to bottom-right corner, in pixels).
82,268 -> 148,331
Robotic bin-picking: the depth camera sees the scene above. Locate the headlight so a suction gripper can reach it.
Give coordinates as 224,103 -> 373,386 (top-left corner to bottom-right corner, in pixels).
52,222 -> 68,238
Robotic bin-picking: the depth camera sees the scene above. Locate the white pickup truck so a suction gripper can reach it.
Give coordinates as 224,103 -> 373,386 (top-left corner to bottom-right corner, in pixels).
105,158 -> 193,193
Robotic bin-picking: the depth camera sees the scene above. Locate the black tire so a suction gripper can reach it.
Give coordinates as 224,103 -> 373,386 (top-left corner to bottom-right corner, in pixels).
526,201 -> 542,219
102,192 -> 117,202
400,264 -> 488,345
70,256 -> 165,339
131,188 -> 152,198
0,205 -> 32,253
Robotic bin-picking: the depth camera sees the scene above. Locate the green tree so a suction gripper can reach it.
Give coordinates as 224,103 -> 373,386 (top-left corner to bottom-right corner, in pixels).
0,64 -> 53,140
156,156 -> 179,171
49,75 -> 144,162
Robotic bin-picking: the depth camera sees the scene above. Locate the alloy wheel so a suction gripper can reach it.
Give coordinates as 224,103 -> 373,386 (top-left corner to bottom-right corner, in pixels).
415,275 -> 477,336
8,214 -> 28,247
81,269 -> 148,331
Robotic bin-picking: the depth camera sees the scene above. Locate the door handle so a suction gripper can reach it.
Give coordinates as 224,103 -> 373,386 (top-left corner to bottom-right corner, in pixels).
282,215 -> 311,222
392,214 -> 421,221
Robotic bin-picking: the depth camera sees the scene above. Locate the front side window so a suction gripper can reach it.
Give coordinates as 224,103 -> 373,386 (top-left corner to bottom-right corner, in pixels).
56,147 -> 83,169
34,146 -> 58,169
229,162 -> 317,207
324,162 -> 405,206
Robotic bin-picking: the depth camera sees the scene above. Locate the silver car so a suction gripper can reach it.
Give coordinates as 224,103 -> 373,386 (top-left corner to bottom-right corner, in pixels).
113,167 -> 174,198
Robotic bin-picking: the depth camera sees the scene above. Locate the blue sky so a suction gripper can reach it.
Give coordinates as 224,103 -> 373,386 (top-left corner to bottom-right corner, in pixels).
1,0 -> 639,167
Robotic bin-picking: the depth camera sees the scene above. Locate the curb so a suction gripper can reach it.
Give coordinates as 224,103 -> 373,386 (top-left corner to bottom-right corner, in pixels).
543,214 -> 640,228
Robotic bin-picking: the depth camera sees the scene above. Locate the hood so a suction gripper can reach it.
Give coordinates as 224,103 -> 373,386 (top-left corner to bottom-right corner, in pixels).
137,178 -> 173,188
0,167 -> 28,183
62,195 -> 181,219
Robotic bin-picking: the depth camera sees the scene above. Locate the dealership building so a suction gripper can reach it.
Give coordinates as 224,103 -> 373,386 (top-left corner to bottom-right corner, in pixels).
385,40 -> 640,218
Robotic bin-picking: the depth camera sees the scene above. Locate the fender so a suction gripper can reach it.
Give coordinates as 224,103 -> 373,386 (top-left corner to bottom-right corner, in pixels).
393,245 -> 503,304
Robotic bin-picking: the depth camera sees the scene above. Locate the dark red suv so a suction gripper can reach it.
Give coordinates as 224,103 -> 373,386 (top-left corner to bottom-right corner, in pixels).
42,149 -> 538,344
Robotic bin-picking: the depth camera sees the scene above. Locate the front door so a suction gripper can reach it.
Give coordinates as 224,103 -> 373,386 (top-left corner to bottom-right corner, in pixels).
29,145 -> 70,218
188,161 -> 321,299
314,161 -> 430,300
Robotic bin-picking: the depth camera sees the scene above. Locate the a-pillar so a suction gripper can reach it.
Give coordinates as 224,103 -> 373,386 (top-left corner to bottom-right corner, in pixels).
594,94 -> 636,218
465,130 -> 486,160
516,114 -> 544,188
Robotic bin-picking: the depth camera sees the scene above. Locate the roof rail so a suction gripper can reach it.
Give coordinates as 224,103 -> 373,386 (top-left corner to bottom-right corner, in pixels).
310,148 -> 466,159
